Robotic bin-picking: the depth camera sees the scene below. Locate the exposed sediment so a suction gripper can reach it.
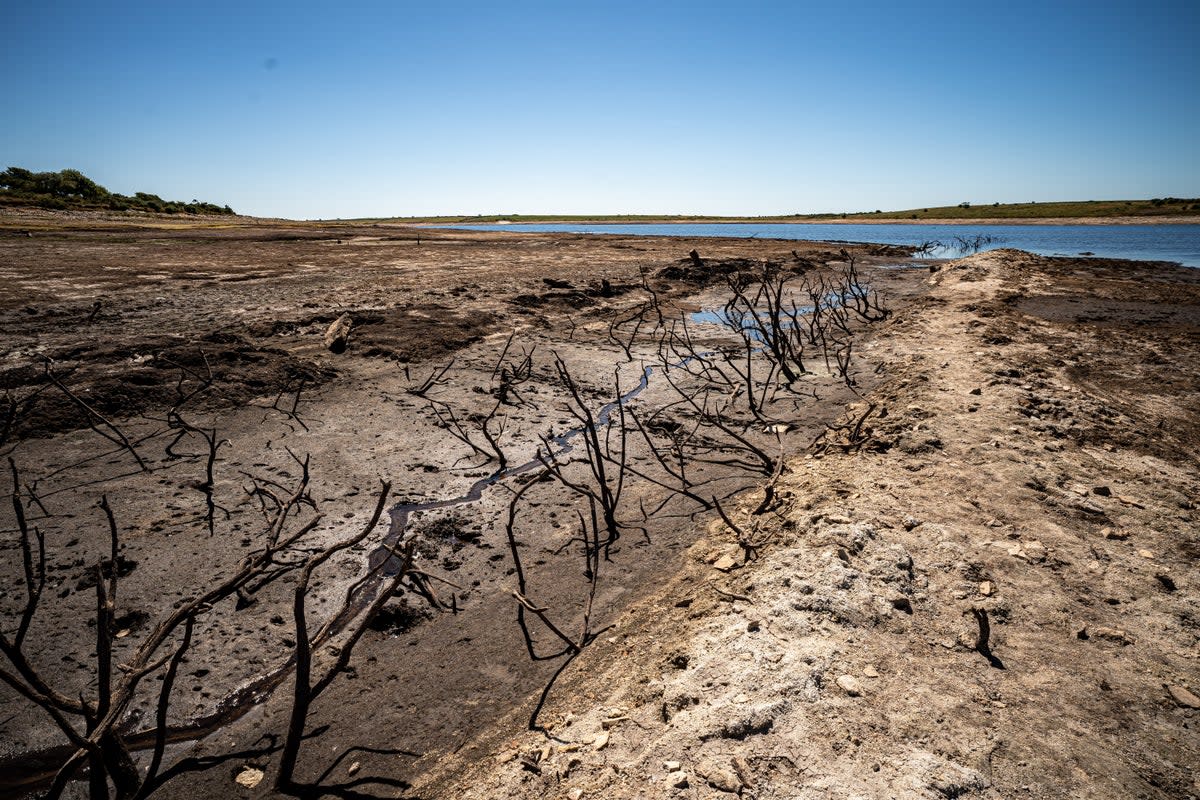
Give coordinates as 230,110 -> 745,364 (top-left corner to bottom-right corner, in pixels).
1,215 -> 1196,799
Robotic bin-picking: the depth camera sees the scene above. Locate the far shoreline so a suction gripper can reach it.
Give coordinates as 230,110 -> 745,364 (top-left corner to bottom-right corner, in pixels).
417,215 -> 1198,227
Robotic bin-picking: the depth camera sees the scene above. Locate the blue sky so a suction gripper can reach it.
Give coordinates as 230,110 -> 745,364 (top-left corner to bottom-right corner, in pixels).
3,1 -> 1197,219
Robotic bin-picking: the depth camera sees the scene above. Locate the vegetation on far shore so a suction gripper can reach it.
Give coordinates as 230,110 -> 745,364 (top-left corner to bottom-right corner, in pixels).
1,168 -> 1195,225
0,166 -> 235,216
389,198 -> 1200,225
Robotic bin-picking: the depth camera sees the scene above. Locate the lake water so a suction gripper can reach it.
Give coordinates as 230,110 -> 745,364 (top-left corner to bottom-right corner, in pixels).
442,222 -> 1200,267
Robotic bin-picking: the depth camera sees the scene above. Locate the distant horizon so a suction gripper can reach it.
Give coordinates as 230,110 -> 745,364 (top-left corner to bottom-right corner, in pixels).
3,166 -> 1197,224
318,200 -> 1198,222
4,0 -> 1197,219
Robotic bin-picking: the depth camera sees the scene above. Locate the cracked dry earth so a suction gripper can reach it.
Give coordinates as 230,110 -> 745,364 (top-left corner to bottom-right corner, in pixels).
428,250 -> 1200,800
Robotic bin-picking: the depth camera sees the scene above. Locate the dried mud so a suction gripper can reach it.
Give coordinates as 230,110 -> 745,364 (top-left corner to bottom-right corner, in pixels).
0,212 -> 1197,800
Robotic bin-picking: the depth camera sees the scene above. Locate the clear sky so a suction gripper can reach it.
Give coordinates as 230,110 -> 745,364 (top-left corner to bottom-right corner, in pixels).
3,1 -> 1197,219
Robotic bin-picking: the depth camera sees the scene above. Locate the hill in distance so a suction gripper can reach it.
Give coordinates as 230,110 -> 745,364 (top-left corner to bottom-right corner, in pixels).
0,166 -> 234,216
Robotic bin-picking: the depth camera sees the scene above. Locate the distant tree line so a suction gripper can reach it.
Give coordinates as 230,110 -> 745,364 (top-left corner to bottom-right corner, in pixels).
0,166 -> 235,215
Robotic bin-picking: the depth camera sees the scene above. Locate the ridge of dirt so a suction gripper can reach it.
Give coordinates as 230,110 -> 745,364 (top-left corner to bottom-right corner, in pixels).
424,250 -> 1200,800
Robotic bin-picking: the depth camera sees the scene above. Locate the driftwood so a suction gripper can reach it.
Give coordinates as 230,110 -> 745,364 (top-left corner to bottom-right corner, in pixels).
323,313 -> 354,353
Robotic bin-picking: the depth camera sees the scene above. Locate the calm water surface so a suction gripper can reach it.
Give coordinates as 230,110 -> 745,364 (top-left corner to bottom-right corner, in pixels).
443,222 -> 1200,267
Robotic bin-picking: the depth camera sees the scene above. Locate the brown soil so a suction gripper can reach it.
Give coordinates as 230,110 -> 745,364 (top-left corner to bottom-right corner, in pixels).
1,211 -> 1197,800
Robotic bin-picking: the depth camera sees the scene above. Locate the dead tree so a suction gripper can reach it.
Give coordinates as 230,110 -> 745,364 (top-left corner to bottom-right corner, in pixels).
40,363 -> 148,472
492,332 -> 536,407
423,338 -> 543,470
275,482 -> 424,792
835,249 -> 890,322
721,262 -> 808,384
499,356 -> 645,730
538,356 -> 628,557
404,358 -> 455,398
1,450 -> 417,799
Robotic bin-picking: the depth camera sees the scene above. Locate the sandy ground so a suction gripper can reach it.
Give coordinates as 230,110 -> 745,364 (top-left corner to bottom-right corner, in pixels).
0,211 -> 1197,799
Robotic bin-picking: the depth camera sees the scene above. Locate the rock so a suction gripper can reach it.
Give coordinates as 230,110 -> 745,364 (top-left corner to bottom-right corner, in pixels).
591,731 -> 609,750
903,515 -> 921,531
567,789 -> 584,800
978,581 -> 994,597
1023,541 -> 1047,562
712,554 -> 737,572
698,759 -> 743,793
668,770 -> 690,788
1092,627 -> 1133,645
324,313 -> 354,353
1165,684 -> 1200,709
863,665 -> 880,678
663,760 -> 682,772
1092,485 -> 1112,497
1138,549 -> 1155,559
836,674 -> 863,696
347,761 -> 360,776
1101,527 -> 1129,540
235,766 -> 264,789
969,387 -> 982,396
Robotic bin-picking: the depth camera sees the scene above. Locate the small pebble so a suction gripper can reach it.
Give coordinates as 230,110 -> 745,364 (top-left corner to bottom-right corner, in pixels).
836,674 -> 863,696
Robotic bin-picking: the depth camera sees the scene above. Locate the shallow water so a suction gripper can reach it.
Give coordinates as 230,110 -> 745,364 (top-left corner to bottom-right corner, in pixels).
443,222 -> 1200,267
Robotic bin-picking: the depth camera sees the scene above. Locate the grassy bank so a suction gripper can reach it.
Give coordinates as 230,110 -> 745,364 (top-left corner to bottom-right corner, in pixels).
385,198 -> 1200,225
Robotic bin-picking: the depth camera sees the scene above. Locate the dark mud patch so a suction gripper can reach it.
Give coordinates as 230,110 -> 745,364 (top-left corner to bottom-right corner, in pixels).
352,306 -> 499,363
2,337 -> 334,440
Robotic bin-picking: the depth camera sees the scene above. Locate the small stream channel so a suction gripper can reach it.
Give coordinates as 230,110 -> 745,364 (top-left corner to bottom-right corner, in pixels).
4,352 -> 671,796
